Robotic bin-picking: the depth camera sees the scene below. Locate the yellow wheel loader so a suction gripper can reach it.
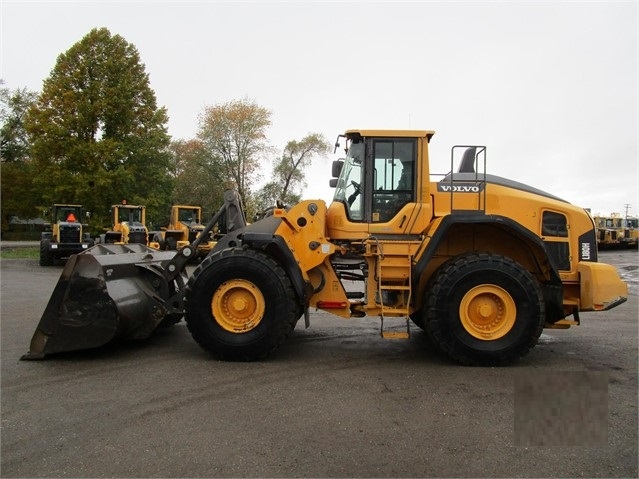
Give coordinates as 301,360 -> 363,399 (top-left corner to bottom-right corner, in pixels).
596,213 -> 639,249
39,204 -> 93,266
149,205 -> 217,258
22,130 -> 628,366
97,203 -> 149,245
621,216 -> 638,249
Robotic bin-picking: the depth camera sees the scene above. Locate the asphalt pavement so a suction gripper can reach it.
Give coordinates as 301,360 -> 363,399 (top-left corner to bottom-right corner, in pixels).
1,250 -> 637,478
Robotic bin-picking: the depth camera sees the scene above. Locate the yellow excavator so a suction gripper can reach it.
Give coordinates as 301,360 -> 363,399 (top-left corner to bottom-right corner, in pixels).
22,130 -> 628,366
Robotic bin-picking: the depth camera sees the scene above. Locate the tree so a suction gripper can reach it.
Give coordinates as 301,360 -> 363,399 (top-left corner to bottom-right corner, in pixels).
1,81 -> 37,163
24,28 -> 173,234
168,138 -> 226,218
0,82 -> 39,232
256,133 -> 331,210
196,98 -> 271,211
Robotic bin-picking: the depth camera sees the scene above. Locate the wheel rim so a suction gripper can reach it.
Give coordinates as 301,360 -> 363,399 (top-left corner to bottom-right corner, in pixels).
459,284 -> 516,340
211,279 -> 266,333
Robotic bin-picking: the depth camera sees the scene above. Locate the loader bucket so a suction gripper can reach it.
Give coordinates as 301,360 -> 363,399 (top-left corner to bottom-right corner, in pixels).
22,243 -> 182,360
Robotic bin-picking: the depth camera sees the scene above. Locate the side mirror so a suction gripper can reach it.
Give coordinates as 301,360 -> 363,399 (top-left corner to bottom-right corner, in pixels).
331,159 -> 344,178
329,178 -> 338,188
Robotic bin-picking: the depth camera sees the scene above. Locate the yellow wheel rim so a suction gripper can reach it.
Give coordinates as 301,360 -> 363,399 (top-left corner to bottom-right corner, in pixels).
459,284 -> 516,340
211,279 -> 266,333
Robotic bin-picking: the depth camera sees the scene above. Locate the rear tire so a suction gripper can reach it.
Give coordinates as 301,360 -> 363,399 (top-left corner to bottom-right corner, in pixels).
39,239 -> 54,266
185,247 -> 299,361
424,253 -> 545,366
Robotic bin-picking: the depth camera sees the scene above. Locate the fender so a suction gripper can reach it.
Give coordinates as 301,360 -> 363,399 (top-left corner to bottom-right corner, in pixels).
413,212 -> 565,321
213,216 -> 309,304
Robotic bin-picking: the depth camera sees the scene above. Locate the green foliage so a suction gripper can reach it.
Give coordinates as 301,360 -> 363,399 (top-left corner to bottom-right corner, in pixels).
23,28 -> 173,233
0,82 -> 40,231
197,98 -> 272,214
168,138 -> 226,219
0,157 -> 40,232
3,30 -> 331,235
0,82 -> 37,163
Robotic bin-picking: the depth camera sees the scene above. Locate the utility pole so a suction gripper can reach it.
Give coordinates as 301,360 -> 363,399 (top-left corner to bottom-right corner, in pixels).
623,204 -> 631,226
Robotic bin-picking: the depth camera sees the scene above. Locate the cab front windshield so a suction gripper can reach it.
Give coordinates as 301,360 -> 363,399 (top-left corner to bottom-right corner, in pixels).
117,207 -> 143,225
332,141 -> 364,221
178,208 -> 200,223
57,207 -> 82,223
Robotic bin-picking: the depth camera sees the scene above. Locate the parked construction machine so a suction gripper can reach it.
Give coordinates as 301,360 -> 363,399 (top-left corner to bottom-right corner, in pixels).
98,202 -> 149,245
621,216 -> 638,249
149,205 -> 217,258
595,213 -> 639,249
39,204 -> 93,266
23,130 -> 628,366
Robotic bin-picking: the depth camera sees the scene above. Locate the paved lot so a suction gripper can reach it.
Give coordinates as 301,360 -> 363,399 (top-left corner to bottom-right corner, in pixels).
1,250 -> 637,478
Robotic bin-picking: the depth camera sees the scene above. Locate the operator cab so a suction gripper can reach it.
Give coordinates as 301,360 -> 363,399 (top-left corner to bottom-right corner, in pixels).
116,206 -> 144,227
178,207 -> 200,225
55,205 -> 83,224
330,131 -> 419,224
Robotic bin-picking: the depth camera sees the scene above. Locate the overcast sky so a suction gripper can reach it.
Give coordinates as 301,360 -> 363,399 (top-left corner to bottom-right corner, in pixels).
2,1 -> 637,216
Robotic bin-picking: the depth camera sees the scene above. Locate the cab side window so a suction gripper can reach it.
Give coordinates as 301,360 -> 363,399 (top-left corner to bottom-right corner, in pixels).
542,211 -> 568,237
371,139 -> 416,222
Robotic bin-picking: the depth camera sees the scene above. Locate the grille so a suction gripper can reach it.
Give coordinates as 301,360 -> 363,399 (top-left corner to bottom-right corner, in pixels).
129,231 -> 147,244
544,241 -> 570,271
60,225 -> 81,243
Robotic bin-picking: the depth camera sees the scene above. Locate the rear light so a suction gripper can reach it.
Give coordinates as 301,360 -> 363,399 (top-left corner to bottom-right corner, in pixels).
317,301 -> 348,309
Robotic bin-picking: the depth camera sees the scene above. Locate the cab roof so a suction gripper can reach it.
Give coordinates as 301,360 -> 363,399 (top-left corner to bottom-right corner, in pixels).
344,129 -> 435,139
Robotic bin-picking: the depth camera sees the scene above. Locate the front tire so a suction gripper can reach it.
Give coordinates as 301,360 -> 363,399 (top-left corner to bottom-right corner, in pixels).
165,237 -> 177,251
151,232 -> 166,251
424,253 -> 545,366
185,247 -> 299,361
39,239 -> 54,266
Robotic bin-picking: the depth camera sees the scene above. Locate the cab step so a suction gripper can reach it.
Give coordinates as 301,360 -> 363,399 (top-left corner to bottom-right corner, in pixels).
381,330 -> 410,339
380,317 -> 410,339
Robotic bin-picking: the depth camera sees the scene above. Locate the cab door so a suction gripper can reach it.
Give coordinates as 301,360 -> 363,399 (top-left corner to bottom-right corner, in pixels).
368,138 -> 421,235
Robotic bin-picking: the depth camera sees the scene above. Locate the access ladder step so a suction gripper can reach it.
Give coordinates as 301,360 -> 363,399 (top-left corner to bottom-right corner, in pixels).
381,330 -> 410,339
379,317 -> 411,339
379,307 -> 410,315
379,285 -> 411,291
